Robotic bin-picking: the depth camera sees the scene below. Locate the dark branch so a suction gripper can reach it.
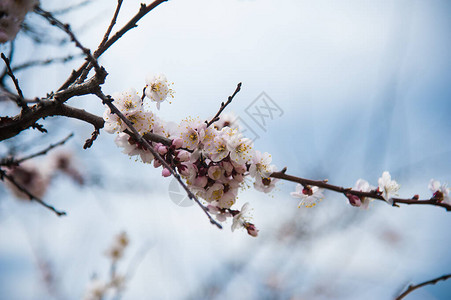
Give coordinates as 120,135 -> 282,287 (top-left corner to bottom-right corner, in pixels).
0,101 -> 104,141
34,7 -> 105,76
77,0 -> 123,84
270,171 -> 451,211
0,169 -> 67,217
206,82 -> 242,127
395,273 -> 451,300
58,0 -> 168,91
0,41 -> 14,83
1,53 -> 28,111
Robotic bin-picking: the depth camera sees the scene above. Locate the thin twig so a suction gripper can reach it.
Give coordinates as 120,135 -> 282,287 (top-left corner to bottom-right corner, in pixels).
95,89 -> 222,229
206,82 -> 242,127
270,170 -> 451,211
0,133 -> 74,167
0,41 -> 14,83
0,169 -> 67,217
1,53 -> 28,111
77,0 -> 123,84
395,273 -> 451,300
34,7 -> 104,75
58,0 -> 168,91
98,0 -> 123,56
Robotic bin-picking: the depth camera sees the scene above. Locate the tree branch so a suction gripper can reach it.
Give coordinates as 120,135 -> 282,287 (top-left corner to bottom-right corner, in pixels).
206,82 -> 242,127
0,101 -> 104,141
1,53 -> 28,111
270,170 -> 451,211
34,6 -> 104,76
58,0 -> 168,91
395,273 -> 451,300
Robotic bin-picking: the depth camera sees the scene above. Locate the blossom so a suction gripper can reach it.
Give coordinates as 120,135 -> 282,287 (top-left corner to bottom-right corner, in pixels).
103,89 -> 154,134
207,202 -> 232,222
204,133 -> 229,162
206,183 -> 224,202
113,88 -> 142,115
254,177 -> 278,193
231,202 -> 250,232
290,184 -> 324,208
378,171 -> 400,204
114,133 -> 154,163
349,179 -> 375,209
213,112 -> 239,130
207,165 -> 224,181
249,151 -> 274,179
226,130 -> 254,165
179,117 -> 207,150
144,74 -> 174,109
429,179 -> 450,204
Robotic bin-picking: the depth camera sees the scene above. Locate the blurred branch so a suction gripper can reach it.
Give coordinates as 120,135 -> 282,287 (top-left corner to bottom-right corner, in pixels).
0,168 -> 67,216
12,54 -> 83,73
395,273 -> 451,300
0,133 -> 74,167
51,0 -> 93,15
271,170 -> 451,211
206,82 -> 242,127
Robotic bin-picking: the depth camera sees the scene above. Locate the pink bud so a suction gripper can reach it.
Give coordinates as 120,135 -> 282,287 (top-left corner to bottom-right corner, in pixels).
346,193 -> 362,207
158,145 -> 168,155
245,223 -> 259,237
162,168 -> 171,177
172,138 -> 183,149
193,176 -> 208,188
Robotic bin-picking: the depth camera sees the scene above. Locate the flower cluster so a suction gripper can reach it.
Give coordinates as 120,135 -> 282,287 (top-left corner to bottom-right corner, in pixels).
103,76 -> 279,236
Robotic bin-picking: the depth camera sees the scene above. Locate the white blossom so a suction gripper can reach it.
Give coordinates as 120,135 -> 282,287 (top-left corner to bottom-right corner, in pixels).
290,184 -> 324,208
353,179 -> 375,209
429,179 -> 450,204
145,74 -> 174,109
231,202 -> 251,232
378,171 -> 400,204
226,130 -> 254,165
